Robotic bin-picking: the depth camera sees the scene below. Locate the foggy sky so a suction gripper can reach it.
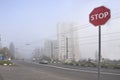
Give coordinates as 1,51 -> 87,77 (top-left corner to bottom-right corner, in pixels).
0,0 -> 120,59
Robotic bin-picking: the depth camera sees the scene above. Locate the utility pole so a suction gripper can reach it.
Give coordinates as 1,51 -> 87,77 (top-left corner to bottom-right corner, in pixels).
66,37 -> 68,59
51,41 -> 53,62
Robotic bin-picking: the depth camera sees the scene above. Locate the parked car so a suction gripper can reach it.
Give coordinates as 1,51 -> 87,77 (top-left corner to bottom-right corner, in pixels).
39,60 -> 48,64
32,58 -> 36,62
8,58 -> 11,61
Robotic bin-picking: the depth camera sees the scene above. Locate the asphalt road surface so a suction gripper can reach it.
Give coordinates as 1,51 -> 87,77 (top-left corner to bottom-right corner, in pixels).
0,60 -> 120,80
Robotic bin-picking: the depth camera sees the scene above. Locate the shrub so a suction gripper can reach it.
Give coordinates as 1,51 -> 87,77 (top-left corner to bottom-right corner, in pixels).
0,60 -> 13,65
113,64 -> 120,69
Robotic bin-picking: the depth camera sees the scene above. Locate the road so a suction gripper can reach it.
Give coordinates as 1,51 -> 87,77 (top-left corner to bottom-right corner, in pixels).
0,60 -> 120,80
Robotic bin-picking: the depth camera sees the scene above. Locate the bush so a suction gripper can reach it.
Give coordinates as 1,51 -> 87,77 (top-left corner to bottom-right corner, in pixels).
64,60 -> 80,66
80,62 -> 96,67
72,62 -> 80,66
113,64 -> 120,69
80,63 -> 86,67
101,63 -> 108,68
64,59 -> 72,65
0,60 -> 13,65
101,62 -> 120,69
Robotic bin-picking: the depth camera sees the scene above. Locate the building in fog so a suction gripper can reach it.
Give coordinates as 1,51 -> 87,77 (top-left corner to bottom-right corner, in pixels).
43,40 -> 58,60
52,40 -> 59,60
43,40 -> 52,58
0,35 -> 2,49
57,23 -> 80,61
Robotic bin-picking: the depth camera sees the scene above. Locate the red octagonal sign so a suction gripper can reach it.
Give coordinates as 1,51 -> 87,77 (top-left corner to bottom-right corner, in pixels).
89,6 -> 111,26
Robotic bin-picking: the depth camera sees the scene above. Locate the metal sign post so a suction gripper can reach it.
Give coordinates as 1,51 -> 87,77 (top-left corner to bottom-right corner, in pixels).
98,26 -> 101,80
89,6 -> 111,80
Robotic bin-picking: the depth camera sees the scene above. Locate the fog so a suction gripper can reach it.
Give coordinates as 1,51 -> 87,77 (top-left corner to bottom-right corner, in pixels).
0,0 -> 120,60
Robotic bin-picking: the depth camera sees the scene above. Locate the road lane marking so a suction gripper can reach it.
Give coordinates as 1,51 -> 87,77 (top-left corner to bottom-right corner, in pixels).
38,63 -> 120,76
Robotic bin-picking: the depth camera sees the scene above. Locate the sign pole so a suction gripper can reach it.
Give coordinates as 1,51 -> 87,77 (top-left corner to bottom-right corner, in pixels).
98,26 -> 101,80
89,6 -> 110,80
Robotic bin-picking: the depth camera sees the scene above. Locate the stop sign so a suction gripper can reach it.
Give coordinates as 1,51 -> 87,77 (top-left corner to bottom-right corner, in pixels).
89,6 -> 111,26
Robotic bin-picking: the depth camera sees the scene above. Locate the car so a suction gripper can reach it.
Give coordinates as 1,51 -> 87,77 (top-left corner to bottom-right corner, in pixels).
39,60 -> 48,64
8,58 -> 11,61
32,58 -> 36,62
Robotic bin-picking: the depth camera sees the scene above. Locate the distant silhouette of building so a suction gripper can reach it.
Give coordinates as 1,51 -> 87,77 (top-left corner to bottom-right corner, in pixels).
43,40 -> 58,60
57,23 -> 80,61
0,35 -> 2,49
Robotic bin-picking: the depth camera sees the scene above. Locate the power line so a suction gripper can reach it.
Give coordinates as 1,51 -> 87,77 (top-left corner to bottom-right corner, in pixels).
21,15 -> 120,45
58,23 -> 91,35
79,38 -> 120,45
64,31 -> 120,42
77,31 -> 120,41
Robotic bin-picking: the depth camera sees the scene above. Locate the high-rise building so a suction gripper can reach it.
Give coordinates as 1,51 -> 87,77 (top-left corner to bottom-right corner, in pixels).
43,40 -> 52,58
43,40 -> 58,60
57,23 -> 80,61
52,40 -> 59,60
